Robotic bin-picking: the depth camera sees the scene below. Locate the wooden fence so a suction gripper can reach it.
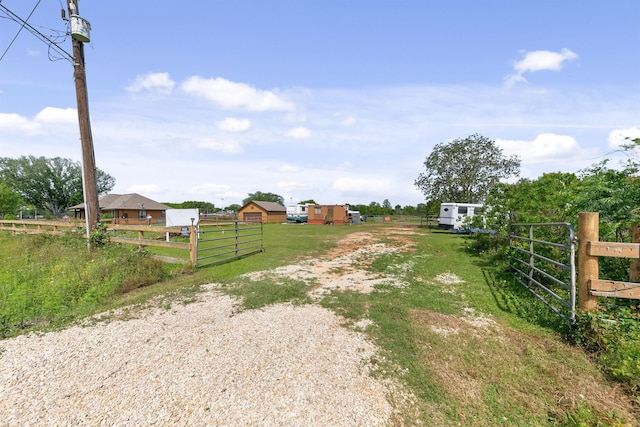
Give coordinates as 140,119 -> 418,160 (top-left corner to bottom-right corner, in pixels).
0,219 -> 266,268
0,219 -> 196,266
578,212 -> 640,311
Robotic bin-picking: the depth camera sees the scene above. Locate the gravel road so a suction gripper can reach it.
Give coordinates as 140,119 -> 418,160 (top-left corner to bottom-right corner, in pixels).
0,290 -> 396,426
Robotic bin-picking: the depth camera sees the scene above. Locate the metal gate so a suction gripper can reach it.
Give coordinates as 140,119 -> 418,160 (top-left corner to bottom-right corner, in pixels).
509,222 -> 577,324
196,220 -> 264,268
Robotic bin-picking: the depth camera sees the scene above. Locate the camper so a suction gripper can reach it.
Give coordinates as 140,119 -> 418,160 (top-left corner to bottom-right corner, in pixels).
438,202 -> 483,230
286,204 -> 310,223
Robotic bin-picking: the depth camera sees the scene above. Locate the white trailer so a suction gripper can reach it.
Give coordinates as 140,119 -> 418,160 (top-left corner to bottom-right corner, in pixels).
438,203 -> 483,230
286,204 -> 309,223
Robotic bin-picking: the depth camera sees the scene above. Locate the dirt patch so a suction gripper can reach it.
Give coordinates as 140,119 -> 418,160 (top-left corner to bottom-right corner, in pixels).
241,230 -> 417,299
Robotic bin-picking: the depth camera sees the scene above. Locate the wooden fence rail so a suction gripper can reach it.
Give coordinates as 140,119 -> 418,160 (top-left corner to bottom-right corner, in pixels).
578,212 -> 640,311
0,219 -> 197,266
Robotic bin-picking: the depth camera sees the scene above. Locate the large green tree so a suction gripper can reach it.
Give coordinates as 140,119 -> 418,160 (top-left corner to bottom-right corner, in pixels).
0,156 -> 115,218
242,191 -> 284,206
414,134 -> 520,204
0,181 -> 23,219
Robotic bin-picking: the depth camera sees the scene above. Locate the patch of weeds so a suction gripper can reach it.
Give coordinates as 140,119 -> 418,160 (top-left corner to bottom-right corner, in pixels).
221,278 -> 312,310
561,402 -> 630,427
319,289 -> 370,323
572,303 -> 640,395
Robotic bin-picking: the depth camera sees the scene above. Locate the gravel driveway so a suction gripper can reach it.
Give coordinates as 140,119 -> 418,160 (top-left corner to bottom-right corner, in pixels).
0,230 -> 414,426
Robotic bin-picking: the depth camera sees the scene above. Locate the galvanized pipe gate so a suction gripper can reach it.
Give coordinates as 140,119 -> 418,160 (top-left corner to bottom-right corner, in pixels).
195,220 -> 264,268
509,222 -> 577,324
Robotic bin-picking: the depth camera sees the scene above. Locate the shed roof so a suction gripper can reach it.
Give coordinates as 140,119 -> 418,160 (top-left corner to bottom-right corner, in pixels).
246,201 -> 286,212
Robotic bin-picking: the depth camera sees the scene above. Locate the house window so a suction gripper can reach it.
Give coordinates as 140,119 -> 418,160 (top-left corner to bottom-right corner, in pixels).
314,207 -> 321,215
138,210 -> 147,219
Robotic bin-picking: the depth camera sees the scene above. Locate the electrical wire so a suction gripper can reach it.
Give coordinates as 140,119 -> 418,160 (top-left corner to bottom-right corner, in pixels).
0,0 -> 42,62
0,0 -> 73,64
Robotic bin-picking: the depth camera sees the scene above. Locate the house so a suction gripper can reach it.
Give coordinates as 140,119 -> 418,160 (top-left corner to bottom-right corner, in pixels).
307,204 -> 349,225
237,201 -> 286,223
70,193 -> 171,225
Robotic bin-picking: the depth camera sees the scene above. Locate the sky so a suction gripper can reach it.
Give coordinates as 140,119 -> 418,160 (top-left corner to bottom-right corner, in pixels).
0,1 -> 639,209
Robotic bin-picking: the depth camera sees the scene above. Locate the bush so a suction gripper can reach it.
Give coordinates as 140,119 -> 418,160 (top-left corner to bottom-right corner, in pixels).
572,300 -> 640,394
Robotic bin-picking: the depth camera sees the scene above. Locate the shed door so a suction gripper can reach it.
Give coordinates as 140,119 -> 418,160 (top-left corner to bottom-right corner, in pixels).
243,212 -> 262,222
327,207 -> 334,222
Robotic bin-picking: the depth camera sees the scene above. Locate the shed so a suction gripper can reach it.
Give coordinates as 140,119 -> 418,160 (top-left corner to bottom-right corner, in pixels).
237,201 -> 286,223
307,204 -> 349,225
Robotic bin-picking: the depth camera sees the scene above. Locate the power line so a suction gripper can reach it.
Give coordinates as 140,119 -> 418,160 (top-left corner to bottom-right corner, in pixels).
0,0 -> 42,62
0,1 -> 73,64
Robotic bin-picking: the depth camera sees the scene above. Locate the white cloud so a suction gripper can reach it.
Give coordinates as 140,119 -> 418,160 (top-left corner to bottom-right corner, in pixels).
35,107 -> 77,124
284,126 -> 311,139
187,183 -> 230,195
216,117 -> 252,132
333,177 -> 394,194
497,133 -> 583,163
277,181 -> 314,192
608,127 -> 640,149
341,116 -> 356,126
193,137 -> 244,154
126,72 -> 175,94
181,76 -> 294,111
277,164 -> 302,173
505,48 -> 578,86
126,184 -> 165,195
0,113 -> 40,134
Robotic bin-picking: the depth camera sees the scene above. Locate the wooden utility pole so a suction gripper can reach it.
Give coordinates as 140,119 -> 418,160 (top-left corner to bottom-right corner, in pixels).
68,0 -> 99,234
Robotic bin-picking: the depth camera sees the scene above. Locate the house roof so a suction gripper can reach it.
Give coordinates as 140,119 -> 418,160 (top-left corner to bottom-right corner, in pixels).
245,201 -> 286,212
69,193 -> 170,211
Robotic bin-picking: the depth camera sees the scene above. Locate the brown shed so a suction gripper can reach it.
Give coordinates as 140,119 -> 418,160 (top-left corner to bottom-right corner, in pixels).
237,201 -> 286,223
307,204 -> 349,225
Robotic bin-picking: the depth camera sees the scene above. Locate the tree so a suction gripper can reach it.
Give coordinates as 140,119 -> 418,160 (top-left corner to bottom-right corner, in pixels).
165,200 -> 216,213
483,172 -> 579,231
382,199 -> 392,214
414,134 -> 520,205
0,156 -> 115,218
242,191 -> 284,206
0,181 -> 23,219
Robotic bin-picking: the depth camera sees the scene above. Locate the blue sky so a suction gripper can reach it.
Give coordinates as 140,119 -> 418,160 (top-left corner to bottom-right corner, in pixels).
1,1 -> 639,208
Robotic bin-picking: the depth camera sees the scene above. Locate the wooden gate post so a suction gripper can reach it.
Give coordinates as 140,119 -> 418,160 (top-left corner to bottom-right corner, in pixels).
189,225 -> 197,267
578,212 -> 599,311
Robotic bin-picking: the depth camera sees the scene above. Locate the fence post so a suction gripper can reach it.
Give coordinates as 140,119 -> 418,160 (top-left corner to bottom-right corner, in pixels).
578,212 -> 599,311
630,223 -> 640,282
189,225 -> 197,267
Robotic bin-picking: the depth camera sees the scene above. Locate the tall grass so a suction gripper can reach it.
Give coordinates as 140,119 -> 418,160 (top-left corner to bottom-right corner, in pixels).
0,232 -> 185,337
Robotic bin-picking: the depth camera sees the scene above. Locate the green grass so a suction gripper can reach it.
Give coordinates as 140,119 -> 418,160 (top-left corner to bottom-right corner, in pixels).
0,232 -> 188,336
1,224 -> 638,425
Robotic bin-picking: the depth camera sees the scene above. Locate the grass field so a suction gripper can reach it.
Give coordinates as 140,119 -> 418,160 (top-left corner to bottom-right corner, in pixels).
1,223 -> 638,425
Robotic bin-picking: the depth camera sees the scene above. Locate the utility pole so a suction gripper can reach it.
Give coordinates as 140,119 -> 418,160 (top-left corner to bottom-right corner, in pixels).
67,0 -> 99,235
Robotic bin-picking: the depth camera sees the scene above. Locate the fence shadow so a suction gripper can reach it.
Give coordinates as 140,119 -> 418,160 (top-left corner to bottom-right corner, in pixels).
481,267 -> 570,333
